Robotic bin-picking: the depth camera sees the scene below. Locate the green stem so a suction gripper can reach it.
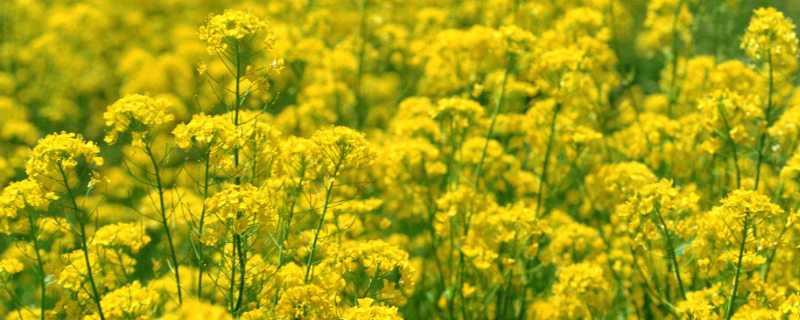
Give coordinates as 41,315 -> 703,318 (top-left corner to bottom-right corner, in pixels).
754,51 -> 773,190
144,145 -> 183,304
724,219 -> 749,320
229,229 -> 237,312
718,103 -> 741,189
232,38 -> 247,315
303,161 -> 341,283
58,164 -> 106,320
453,54 -> 515,320
667,0 -> 687,119
654,207 -> 686,300
277,170 -> 306,268
474,54 -> 514,188
196,148 -> 212,298
362,272 -> 378,299
762,223 -> 788,282
355,0 -> 370,129
30,221 -> 47,320
234,230 -> 247,313
536,102 -> 561,215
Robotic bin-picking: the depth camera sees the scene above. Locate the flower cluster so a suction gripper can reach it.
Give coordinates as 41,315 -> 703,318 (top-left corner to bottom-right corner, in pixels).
98,281 -> 159,320
0,258 -> 23,276
25,132 -> 103,183
198,10 -> 266,55
202,183 -> 276,245
550,262 -> 611,318
272,284 -> 336,320
493,25 -> 536,55
342,298 -> 403,320
429,98 -> 485,136
741,7 -> 799,64
104,94 -> 174,147
93,222 -> 151,253
173,113 -> 239,166
0,179 -> 58,233
311,126 -> 378,176
339,240 -> 415,290
716,189 -> 782,221
5,2 -> 800,320
640,0 -> 695,54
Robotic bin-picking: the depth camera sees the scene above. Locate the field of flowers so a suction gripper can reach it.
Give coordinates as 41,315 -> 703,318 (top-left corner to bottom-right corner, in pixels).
3,0 -> 800,319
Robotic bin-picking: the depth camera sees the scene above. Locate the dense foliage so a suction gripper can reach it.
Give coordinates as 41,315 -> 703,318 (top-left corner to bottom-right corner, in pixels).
2,0 -> 800,319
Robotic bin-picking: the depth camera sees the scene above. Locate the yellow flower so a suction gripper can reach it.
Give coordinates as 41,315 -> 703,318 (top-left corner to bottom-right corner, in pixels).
697,89 -> 763,145
197,61 -> 207,75
158,300 -> 231,320
58,250 -> 92,290
718,189 -> 782,220
493,25 -> 536,55
201,183 -> 276,244
103,94 -> 174,146
92,222 -> 151,254
640,0 -> 694,54
25,132 -> 104,184
0,258 -> 24,275
97,281 -> 159,320
740,252 -> 767,271
0,179 -> 58,223
342,298 -> 403,320
741,7 -> 799,63
198,10 -> 267,55
172,113 -> 239,165
551,262 -> 610,317
677,289 -> 718,320
272,284 -> 336,320
429,97 -> 485,137
311,126 -> 377,176
339,240 -> 415,292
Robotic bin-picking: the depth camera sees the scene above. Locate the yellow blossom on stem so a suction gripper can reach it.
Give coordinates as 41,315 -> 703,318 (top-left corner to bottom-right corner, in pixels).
0,258 -> 24,275
311,126 -> 377,176
272,284 -> 336,320
0,179 -> 58,233
339,240 -> 415,292
103,94 -> 174,147
198,10 -> 266,55
92,222 -> 151,254
342,298 -> 403,320
741,7 -> 799,64
201,183 -> 276,245
25,132 -> 103,184
97,281 -> 159,320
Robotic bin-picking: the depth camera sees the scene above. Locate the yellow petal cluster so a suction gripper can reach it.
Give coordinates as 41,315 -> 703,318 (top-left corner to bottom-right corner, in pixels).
741,7 -> 799,63
25,132 -> 103,183
198,10 -> 266,55
103,94 -> 174,147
